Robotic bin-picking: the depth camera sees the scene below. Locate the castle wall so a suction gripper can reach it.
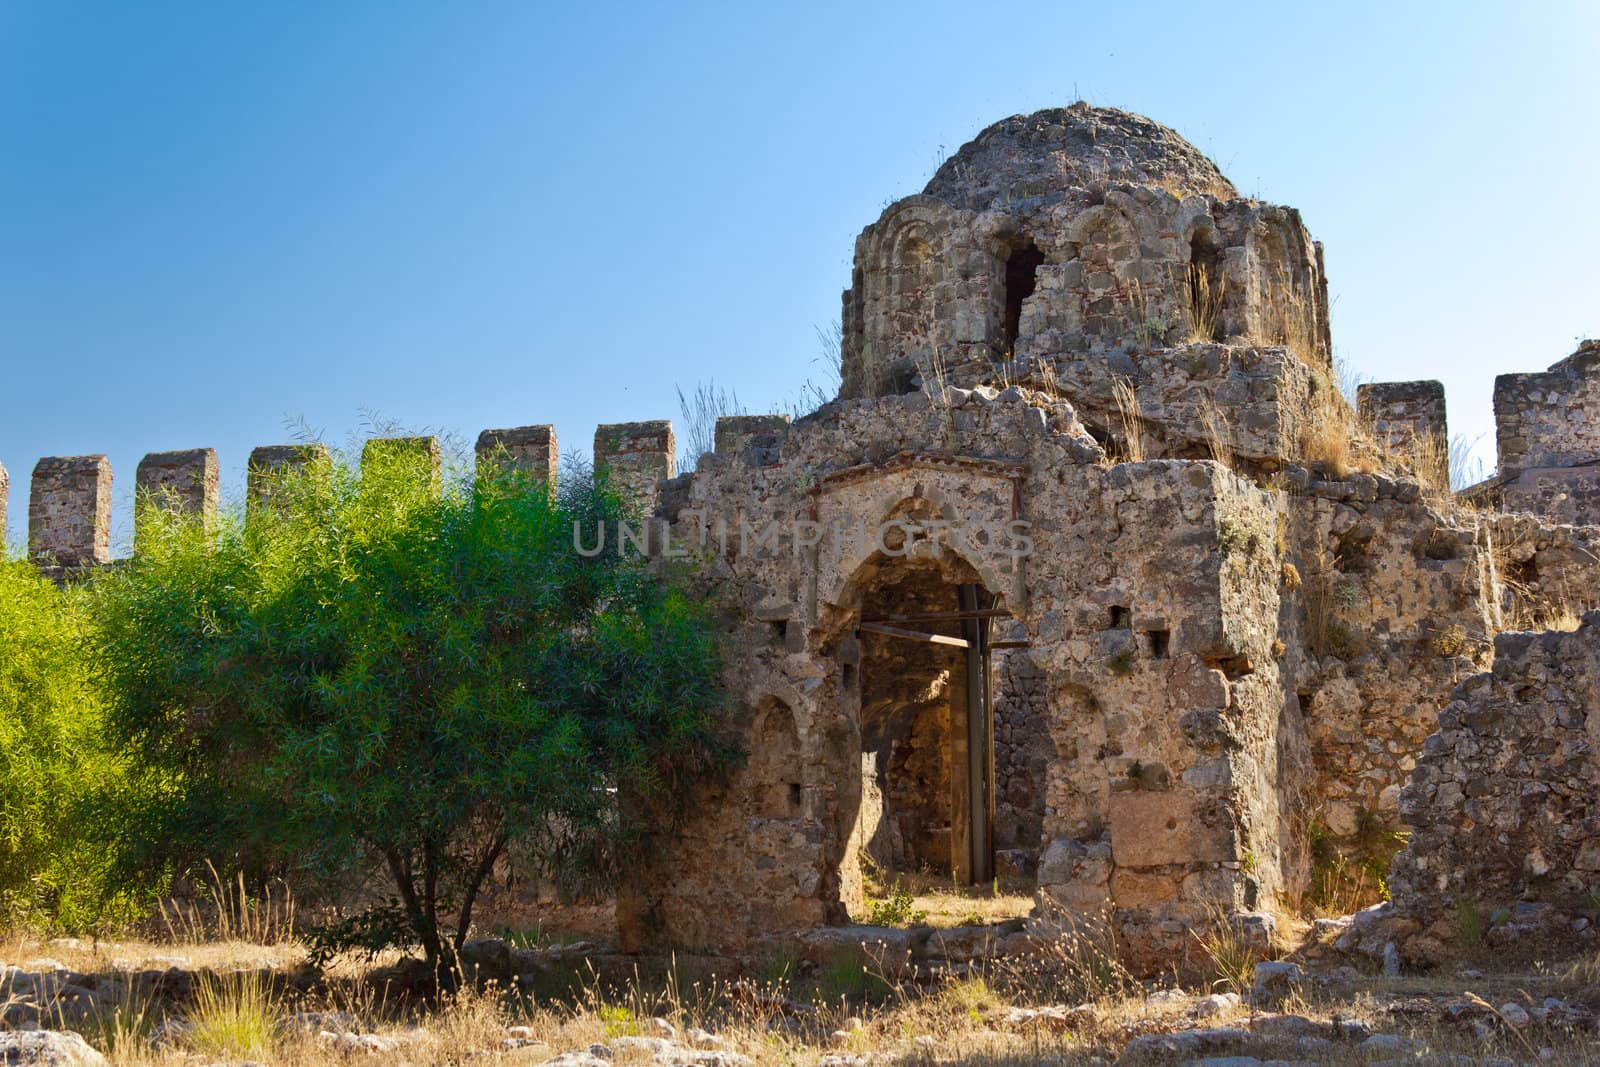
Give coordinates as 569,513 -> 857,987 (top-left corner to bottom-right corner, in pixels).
134,448 -> 219,550
29,455 -> 112,568
1495,342 -> 1600,522
476,425 -> 557,488
1389,617 -> 1600,961
594,420 -> 674,509
1279,472 -> 1494,849
1357,380 -> 1447,477
246,444 -> 331,516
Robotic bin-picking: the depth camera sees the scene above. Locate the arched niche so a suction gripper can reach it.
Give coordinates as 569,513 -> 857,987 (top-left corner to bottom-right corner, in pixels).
1064,205 -> 1141,342
749,696 -> 805,819
848,196 -> 964,397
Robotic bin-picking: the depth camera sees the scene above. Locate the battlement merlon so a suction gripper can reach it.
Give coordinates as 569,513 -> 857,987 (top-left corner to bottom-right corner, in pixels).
476,425 -> 557,489
1494,340 -> 1600,523
0,461 -> 8,546
594,420 -> 674,510
134,448 -> 220,550
246,443 -> 332,516
360,436 -> 442,494
29,455 -> 112,567
714,414 -> 791,468
1356,379 -> 1446,451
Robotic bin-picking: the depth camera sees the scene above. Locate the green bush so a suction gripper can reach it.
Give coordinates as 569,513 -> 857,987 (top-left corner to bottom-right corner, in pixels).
92,442 -> 732,979
0,557 -> 133,930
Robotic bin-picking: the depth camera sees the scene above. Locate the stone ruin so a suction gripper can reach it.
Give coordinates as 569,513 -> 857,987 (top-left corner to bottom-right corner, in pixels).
6,103 -> 1598,971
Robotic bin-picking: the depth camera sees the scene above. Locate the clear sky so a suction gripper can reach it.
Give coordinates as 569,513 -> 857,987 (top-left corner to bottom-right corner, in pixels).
2,1 -> 1595,553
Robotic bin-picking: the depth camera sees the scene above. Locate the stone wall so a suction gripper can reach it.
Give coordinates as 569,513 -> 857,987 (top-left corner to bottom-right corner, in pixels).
29,455 -> 112,568
992,649 -> 1049,867
594,421 -> 675,509
476,425 -> 558,488
1280,474 -> 1495,847
1495,342 -> 1600,522
1358,380 -> 1447,484
134,448 -> 219,550
246,444 -> 332,516
1389,617 -> 1600,959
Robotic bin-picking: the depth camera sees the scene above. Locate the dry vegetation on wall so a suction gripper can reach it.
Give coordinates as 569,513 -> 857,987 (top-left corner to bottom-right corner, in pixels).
1487,525 -> 1596,633
1110,376 -> 1147,463
1182,261 -> 1225,345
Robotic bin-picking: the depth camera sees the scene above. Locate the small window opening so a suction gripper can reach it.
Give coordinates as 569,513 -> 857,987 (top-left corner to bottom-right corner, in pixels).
1146,629 -> 1171,658
788,783 -> 803,811
769,619 -> 787,643
842,662 -> 857,691
1001,240 -> 1046,358
1108,606 -> 1131,630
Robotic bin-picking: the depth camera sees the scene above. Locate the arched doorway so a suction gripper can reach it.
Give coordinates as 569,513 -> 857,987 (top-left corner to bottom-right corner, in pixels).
842,547 -> 1015,896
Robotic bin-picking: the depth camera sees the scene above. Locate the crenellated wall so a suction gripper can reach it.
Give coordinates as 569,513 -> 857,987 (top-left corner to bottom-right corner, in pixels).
7,425 -> 593,570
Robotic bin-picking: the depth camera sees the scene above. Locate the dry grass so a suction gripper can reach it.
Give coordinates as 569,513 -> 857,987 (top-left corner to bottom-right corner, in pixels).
1292,370 -> 1361,478
1197,395 -> 1234,468
1487,523 -> 1598,633
1,925 -> 1599,1065
1183,261 -> 1226,344
888,870 -> 1035,928
1252,266 -> 1322,364
1110,376 -> 1147,463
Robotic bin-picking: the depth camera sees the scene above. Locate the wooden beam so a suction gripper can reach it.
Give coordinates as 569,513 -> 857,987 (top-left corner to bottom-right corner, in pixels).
857,622 -> 969,648
988,640 -> 1031,650
861,608 -> 1012,624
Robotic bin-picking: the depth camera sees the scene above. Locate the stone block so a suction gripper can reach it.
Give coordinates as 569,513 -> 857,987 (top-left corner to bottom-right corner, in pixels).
714,415 -> 791,468
246,443 -> 331,515
1108,790 -> 1236,868
594,420 -> 674,510
29,455 -> 112,566
476,425 -> 557,489
135,448 -> 219,549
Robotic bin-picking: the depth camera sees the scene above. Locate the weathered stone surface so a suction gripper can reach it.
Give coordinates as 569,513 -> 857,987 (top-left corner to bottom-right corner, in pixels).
246,443 -> 331,514
1358,380 -> 1446,479
29,455 -> 111,566
0,1030 -> 108,1065
843,104 -> 1329,402
477,425 -> 558,489
134,448 -> 219,549
594,420 -> 674,510
1390,615 -> 1600,959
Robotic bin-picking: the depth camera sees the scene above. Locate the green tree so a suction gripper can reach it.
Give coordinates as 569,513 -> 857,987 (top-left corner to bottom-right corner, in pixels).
0,555 -> 131,929
94,444 -> 729,977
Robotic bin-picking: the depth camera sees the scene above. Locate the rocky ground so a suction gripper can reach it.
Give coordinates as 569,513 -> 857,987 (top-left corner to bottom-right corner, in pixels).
1,916 -> 1599,1067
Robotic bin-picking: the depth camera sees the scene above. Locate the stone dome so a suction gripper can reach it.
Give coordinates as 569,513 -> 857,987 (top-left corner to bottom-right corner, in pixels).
922,103 -> 1237,211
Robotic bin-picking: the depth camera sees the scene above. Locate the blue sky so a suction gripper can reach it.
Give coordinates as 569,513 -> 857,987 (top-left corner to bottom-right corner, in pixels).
2,1 -> 1596,552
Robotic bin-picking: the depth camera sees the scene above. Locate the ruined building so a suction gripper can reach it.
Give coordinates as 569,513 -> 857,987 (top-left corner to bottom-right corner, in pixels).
8,104 -> 1598,968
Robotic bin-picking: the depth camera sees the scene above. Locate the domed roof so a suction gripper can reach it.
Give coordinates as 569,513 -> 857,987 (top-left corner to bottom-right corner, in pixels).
922,103 -> 1236,211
